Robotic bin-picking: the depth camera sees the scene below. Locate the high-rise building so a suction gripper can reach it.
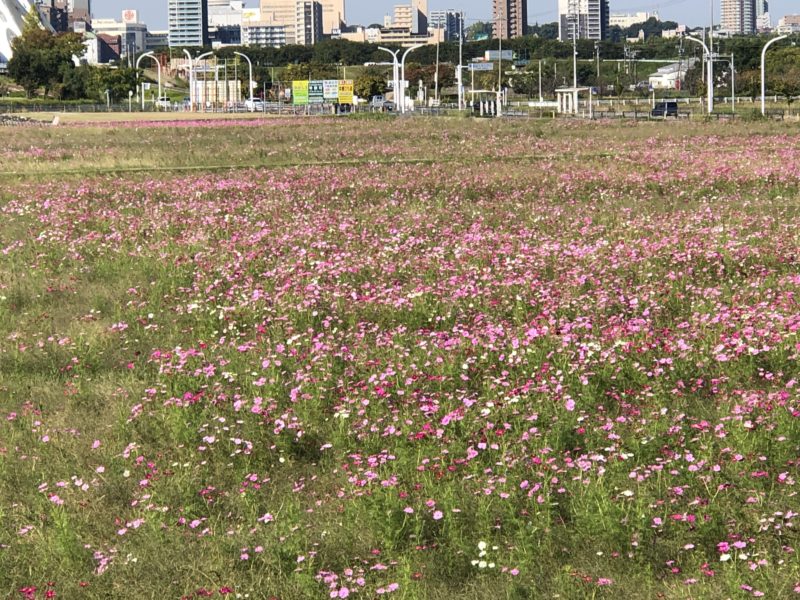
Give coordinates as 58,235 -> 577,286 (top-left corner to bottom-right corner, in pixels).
319,0 -> 344,34
295,0 -> 322,44
609,11 -> 657,29
429,9 -> 462,41
754,0 -> 770,29
261,0 -> 339,35
392,0 -> 426,34
208,0 -> 244,45
721,0 -> 756,34
248,0 -> 321,44
776,14 -> 800,34
492,0 -> 526,39
558,0 -> 609,41
93,11 -> 148,56
168,0 -> 209,47
71,0 -> 90,23
37,0 -> 69,32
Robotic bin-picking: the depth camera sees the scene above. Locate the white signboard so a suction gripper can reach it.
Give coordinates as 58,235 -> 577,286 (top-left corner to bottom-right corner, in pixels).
323,79 -> 339,100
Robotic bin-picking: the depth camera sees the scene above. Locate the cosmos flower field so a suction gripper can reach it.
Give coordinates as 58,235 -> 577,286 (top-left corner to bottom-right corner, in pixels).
1,117 -> 800,599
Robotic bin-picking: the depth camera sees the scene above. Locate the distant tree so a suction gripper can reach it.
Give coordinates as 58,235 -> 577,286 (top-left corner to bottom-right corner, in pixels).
766,47 -> 800,104
8,10 -> 84,97
57,64 -> 92,99
354,71 -> 387,99
772,66 -> 800,105
683,64 -> 704,97
90,67 -> 138,102
404,62 -> 454,89
529,22 -> 558,40
466,21 -> 493,41
281,63 -> 311,82
735,69 -> 760,100
624,18 -> 678,39
308,62 -> 338,79
279,44 -> 314,65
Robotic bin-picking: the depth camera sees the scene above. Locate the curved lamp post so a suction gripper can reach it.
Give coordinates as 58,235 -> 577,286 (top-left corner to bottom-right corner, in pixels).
761,35 -> 788,116
135,51 -> 162,110
195,51 -> 214,111
233,51 -> 254,104
685,35 -> 714,114
400,44 -> 423,114
182,49 -> 194,111
378,46 -> 400,109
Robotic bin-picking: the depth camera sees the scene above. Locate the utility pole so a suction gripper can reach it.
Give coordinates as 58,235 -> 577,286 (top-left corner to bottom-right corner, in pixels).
595,41 -> 599,79
538,59 -> 543,102
457,11 -> 464,110
434,27 -> 440,102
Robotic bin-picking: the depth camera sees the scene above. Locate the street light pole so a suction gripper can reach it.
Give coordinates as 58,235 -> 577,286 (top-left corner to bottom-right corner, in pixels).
182,49 -> 194,111
233,51 -> 254,104
434,28 -> 440,103
458,11 -> 464,110
538,59 -> 543,102
136,51 -> 162,111
761,35 -> 788,116
686,36 -> 713,114
594,41 -> 599,79
377,46 -> 400,110
195,51 -> 214,111
400,44 -> 423,114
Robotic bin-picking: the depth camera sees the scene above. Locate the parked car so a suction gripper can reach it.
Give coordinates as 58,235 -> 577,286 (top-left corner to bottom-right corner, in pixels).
244,98 -> 265,112
370,96 -> 394,111
156,96 -> 172,110
651,101 -> 679,118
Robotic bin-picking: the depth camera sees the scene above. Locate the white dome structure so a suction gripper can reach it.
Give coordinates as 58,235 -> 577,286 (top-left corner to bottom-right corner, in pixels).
1,0 -> 34,64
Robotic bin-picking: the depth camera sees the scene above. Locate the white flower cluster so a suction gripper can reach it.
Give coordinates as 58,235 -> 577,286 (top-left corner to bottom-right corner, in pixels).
471,541 -> 497,569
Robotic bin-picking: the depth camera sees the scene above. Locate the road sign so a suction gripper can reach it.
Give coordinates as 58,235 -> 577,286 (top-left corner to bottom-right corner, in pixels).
485,50 -> 514,61
469,63 -> 494,72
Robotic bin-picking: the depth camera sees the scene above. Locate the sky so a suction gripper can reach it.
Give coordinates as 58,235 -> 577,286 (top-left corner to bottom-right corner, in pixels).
95,0 -> 797,32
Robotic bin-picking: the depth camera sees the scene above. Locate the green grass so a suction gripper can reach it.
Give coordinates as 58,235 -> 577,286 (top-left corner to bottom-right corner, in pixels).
1,117 -> 800,599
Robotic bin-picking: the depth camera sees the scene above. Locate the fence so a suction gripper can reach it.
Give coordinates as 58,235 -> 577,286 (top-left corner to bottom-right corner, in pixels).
3,99 -> 799,122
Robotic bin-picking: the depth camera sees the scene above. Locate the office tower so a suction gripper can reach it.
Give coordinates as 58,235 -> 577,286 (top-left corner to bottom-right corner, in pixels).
207,0 -> 244,45
169,0 -> 209,47
295,0 -> 322,44
262,0 -> 340,35
392,0 -> 426,34
71,0 -> 90,22
492,0 -> 526,39
558,0 -> 609,41
721,0 -> 756,34
37,0 -> 70,32
429,9 -> 462,41
320,0 -> 344,34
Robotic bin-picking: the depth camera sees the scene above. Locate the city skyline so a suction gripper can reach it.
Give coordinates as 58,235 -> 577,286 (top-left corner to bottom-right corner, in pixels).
94,0 -> 797,32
